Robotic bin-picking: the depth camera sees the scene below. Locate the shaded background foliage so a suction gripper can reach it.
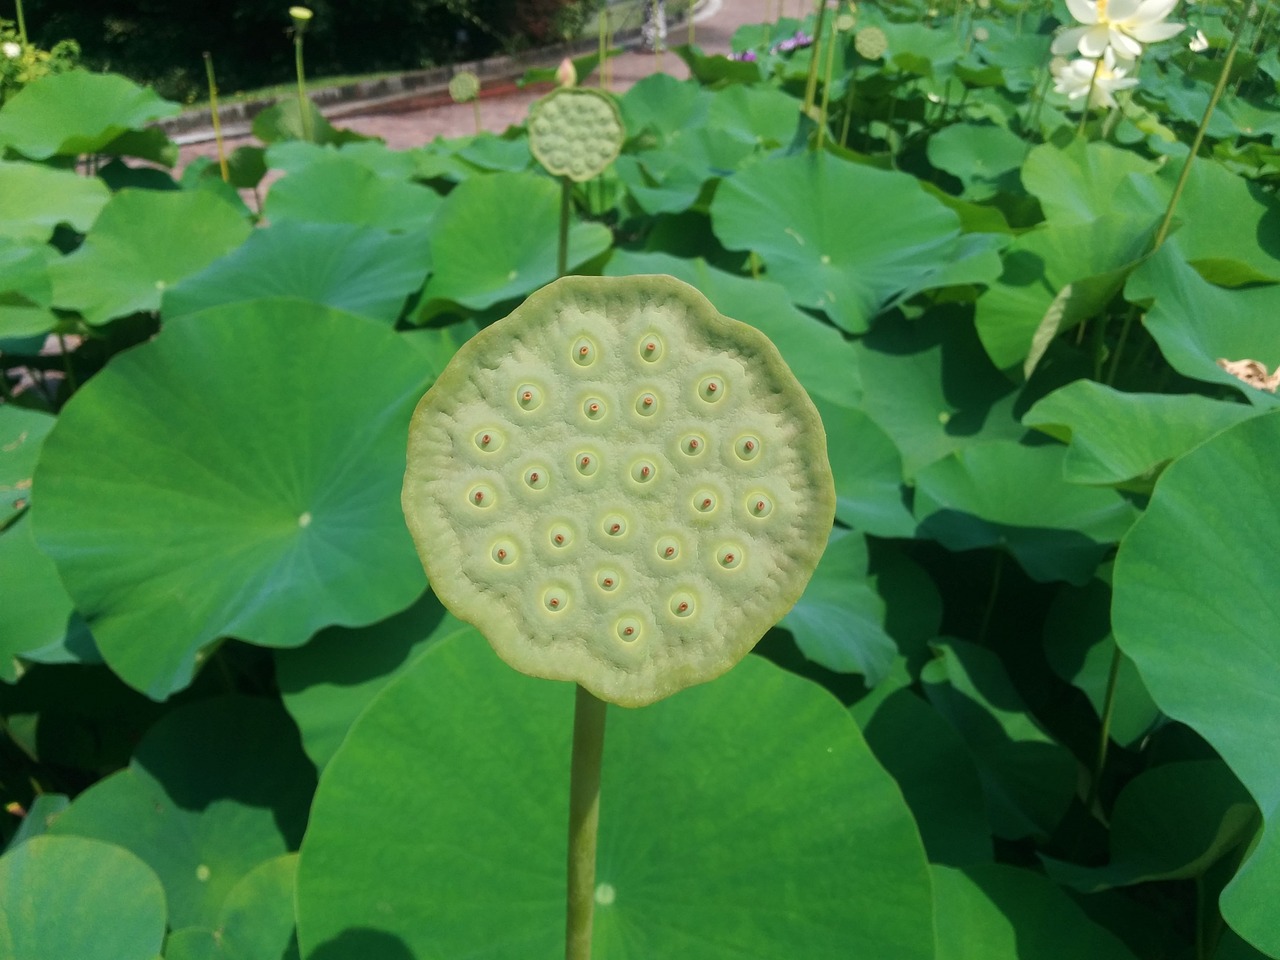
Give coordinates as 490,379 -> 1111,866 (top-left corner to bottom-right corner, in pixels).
21,0 -> 601,100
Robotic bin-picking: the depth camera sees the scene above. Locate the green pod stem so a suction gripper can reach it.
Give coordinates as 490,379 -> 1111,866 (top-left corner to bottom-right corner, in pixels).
295,35 -> 312,143
558,177 -> 572,279
566,684 -> 608,960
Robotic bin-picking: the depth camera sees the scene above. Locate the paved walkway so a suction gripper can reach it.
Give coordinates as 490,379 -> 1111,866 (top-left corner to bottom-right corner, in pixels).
179,0 -> 777,168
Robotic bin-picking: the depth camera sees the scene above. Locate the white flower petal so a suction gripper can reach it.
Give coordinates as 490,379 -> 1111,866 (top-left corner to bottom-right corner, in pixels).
1052,26 -> 1091,54
1130,0 -> 1179,25
1110,27 -> 1145,58
1065,0 -> 1100,24
1107,0 -> 1144,21
1078,25 -> 1113,57
1130,20 -> 1184,42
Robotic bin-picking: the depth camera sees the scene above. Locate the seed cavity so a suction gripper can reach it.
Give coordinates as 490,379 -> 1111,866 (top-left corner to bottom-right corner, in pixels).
516,384 -> 543,411
543,586 -> 569,612
717,545 -> 743,569
549,524 -> 574,548
597,569 -> 620,592
748,493 -> 774,518
736,435 -> 761,461
682,434 -> 705,457
630,460 -> 657,484
572,337 -> 596,366
602,514 -> 628,537
583,397 -> 605,421
635,392 -> 658,417
468,484 -> 495,508
475,429 -> 503,452
699,376 -> 725,402
693,490 -> 717,513
655,536 -> 681,561
640,334 -> 663,362
669,592 -> 695,618
616,617 -> 642,642
524,466 -> 549,490
575,451 -> 599,477
491,540 -> 516,565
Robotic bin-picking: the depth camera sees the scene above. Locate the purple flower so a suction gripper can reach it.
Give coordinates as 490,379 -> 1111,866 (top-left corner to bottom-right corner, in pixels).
730,49 -> 759,62
774,31 -> 813,53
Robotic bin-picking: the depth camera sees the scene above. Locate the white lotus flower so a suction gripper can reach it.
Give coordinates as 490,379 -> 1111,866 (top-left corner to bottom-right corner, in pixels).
1051,48 -> 1140,108
1188,29 -> 1209,51
2,41 -> 20,59
1052,0 -> 1184,59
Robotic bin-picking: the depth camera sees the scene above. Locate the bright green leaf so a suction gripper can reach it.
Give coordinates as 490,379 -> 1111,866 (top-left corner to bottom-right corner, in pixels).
1021,139 -> 1159,225
32,301 -> 430,699
48,189 -> 251,326
265,157 -> 442,231
927,123 -> 1026,201
296,633 -> 934,959
0,71 -> 179,161
0,835 -> 167,960
1113,411 -> 1280,956
418,171 -> 612,312
813,397 -> 915,537
167,855 -> 300,960
0,237 -> 58,339
0,161 -> 110,242
163,222 -> 430,324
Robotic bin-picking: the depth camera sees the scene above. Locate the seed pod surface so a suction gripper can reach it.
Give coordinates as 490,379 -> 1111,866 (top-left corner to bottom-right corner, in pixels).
403,275 -> 834,706
527,87 -> 624,182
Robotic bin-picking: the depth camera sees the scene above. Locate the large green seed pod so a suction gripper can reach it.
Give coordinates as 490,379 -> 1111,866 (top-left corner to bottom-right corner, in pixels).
402,275 -> 835,707
527,87 -> 624,182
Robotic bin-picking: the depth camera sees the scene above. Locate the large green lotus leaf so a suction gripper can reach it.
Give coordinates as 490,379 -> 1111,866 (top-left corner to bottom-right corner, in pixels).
4,793 -> 69,847
932,864 -> 1139,960
781,529 -> 896,683
860,688 -> 992,866
851,310 -> 1023,479
923,639 -> 1078,841
48,697 -> 315,930
0,237 -> 58,339
1024,379 -> 1262,488
1020,139 -> 1159,225
417,171 -> 611,312
0,834 -> 166,960
275,592 -> 464,770
1042,576 -> 1158,748
296,633 -> 934,960
0,404 -> 51,525
602,248 -> 861,408
31,301 -> 430,699
266,139 -> 419,180
0,516 -> 94,680
618,72 -> 710,143
250,99 -> 370,148
914,441 -> 1139,584
1113,412 -> 1280,956
264,156 -> 442,231
1044,760 -> 1258,892
1117,153 -> 1280,286
926,123 -> 1026,201
706,82 -> 802,148
616,128 -> 754,216
814,396 -> 915,537
711,152 -> 1003,332
48,188 -> 251,326
166,855 -> 300,960
163,222 -> 430,325
0,71 -> 179,161
974,213 -> 1154,372
0,161 -> 110,242
1128,246 -> 1280,408
400,320 -> 479,381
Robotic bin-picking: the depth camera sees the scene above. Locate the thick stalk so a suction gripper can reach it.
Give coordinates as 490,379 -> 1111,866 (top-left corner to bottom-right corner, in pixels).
557,177 -> 572,279
1152,5 -> 1250,252
14,0 -> 27,44
566,685 -> 607,960
816,13 -> 839,150
294,36 -> 312,143
203,52 -> 230,182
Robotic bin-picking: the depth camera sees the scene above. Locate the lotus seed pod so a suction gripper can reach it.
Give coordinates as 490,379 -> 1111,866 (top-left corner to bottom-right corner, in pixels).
402,275 -> 835,707
854,26 -> 888,60
527,87 -> 625,183
448,71 -> 480,104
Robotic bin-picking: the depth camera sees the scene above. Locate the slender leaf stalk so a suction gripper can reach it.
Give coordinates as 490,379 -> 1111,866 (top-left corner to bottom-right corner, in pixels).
566,684 -> 607,960
688,0 -> 696,45
803,0 -> 831,115
599,8 -> 607,88
1084,644 -> 1123,813
816,13 -> 839,150
557,177 -> 572,279
203,52 -> 230,183
295,33 -> 312,143
1152,4 -> 1250,252
1076,56 -> 1103,137
472,98 -> 482,135
55,333 -> 77,393
14,0 -> 27,44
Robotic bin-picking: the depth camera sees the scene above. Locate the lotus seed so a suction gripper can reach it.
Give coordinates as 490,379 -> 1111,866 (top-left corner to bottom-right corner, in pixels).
517,384 -> 543,411
603,514 -> 627,537
469,484 -> 495,508
636,392 -> 658,416
550,524 -> 574,548
656,537 -> 680,560
544,587 -> 568,612
576,452 -> 598,476
525,467 -> 549,490
670,593 -> 695,618
694,491 -> 717,513
631,460 -> 656,483
737,436 -> 761,461
573,338 -> 595,366
640,335 -> 663,361
616,618 -> 641,642
682,435 -> 705,456
748,494 -> 774,518
718,547 -> 742,570
584,398 -> 605,421
597,570 -> 619,591
475,430 -> 503,452
492,541 -> 516,564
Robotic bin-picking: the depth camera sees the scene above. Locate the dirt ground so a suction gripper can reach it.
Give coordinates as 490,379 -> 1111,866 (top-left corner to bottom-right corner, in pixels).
178,0 -> 773,169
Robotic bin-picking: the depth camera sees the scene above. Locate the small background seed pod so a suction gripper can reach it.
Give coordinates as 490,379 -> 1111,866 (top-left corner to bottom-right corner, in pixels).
402,274 -> 835,707
448,70 -> 479,104
527,87 -> 625,182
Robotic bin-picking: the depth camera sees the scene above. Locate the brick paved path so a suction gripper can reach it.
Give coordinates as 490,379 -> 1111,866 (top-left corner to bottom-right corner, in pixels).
179,0 -> 786,167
